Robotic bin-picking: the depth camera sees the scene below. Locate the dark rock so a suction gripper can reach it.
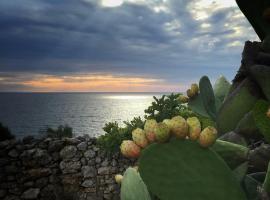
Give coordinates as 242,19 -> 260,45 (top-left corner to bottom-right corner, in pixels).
21,188 -> 40,199
84,149 -> 95,159
98,167 -> 110,175
77,142 -> 87,151
81,180 -> 94,188
8,149 -> 19,158
60,145 -> 78,160
22,136 -> 35,145
82,166 -> 96,178
48,140 -> 64,152
60,160 -> 81,174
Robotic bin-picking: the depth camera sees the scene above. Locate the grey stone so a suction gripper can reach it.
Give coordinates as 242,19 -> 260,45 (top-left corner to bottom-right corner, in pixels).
48,140 -> 64,152
8,149 -> 19,158
60,145 -> 77,160
95,157 -> 101,163
101,159 -> 109,167
0,189 -> 6,198
60,160 -> 81,174
35,177 -> 48,188
81,180 -> 94,187
77,142 -> 87,151
21,188 -> 40,199
82,166 -> 96,178
64,138 -> 81,145
98,167 -> 110,175
84,149 -> 95,159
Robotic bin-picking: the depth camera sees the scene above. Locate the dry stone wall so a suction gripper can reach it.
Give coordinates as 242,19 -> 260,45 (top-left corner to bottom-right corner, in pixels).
0,135 -> 135,200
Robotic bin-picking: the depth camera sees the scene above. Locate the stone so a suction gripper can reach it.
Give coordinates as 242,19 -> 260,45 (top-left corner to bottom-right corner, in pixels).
64,138 -> 81,145
8,149 -> 19,158
0,189 -> 6,198
21,188 -> 40,199
95,157 -> 101,164
22,136 -> 35,144
26,168 -> 51,179
98,167 -> 110,175
81,180 -> 94,187
60,145 -> 77,160
77,142 -> 87,151
35,177 -> 48,188
84,149 -> 95,159
60,160 -> 81,174
101,159 -> 109,167
82,166 -> 96,178
48,140 -> 64,152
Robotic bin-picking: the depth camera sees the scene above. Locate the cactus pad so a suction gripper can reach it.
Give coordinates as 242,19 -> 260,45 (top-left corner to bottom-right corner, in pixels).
253,100 -> 270,143
139,139 -> 246,200
120,167 -> 151,200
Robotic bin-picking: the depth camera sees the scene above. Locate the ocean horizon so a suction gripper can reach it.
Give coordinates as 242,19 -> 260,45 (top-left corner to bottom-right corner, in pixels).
0,92 -> 175,138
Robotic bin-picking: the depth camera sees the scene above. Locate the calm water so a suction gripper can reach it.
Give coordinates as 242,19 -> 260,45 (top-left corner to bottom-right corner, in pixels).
0,93 -> 164,138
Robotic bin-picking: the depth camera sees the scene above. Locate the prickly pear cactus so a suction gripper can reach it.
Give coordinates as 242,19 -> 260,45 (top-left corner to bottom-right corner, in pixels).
120,167 -> 151,200
253,100 -> 270,143
138,139 -> 246,200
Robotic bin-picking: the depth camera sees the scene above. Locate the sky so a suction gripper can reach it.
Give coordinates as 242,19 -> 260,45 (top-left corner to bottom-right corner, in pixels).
0,0 -> 259,92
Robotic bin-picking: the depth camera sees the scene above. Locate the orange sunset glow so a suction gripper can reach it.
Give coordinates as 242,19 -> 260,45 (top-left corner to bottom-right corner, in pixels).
14,74 -> 182,92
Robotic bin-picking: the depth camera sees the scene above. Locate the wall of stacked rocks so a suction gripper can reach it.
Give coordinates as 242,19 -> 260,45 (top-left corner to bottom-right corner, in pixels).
0,135 -> 135,200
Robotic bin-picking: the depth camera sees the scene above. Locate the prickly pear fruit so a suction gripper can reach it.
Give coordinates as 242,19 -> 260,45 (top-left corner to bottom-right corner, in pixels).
144,119 -> 158,142
154,122 -> 170,143
133,166 -> 139,172
169,116 -> 189,138
115,174 -> 123,184
199,126 -> 218,148
132,128 -> 148,148
120,140 -> 141,158
267,107 -> 270,119
178,95 -> 189,103
191,83 -> 199,94
187,117 -> 201,140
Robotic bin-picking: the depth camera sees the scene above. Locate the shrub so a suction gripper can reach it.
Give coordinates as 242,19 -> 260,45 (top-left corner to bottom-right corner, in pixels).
97,117 -> 144,154
0,123 -> 14,141
46,125 -> 73,138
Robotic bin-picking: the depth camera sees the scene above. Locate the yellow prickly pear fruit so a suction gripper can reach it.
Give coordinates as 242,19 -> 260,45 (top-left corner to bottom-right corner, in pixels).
187,117 -> 201,140
115,174 -> 123,184
191,83 -> 199,94
120,140 -> 141,158
199,126 -> 218,148
267,107 -> 270,119
132,128 -> 148,148
154,122 -> 170,143
170,116 -> 189,139
178,95 -> 189,103
144,119 -> 158,143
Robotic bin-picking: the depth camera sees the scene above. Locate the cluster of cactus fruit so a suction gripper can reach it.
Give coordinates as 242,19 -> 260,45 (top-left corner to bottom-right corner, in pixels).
114,0 -> 270,199
120,116 -> 217,159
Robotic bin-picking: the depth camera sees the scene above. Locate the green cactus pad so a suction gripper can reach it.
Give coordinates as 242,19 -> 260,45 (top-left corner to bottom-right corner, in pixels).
263,162 -> 270,193
139,139 -> 246,200
253,100 -> 270,143
217,78 -> 259,135
120,167 -> 151,200
214,75 -> 231,102
236,0 -> 270,41
199,76 -> 217,121
212,140 -> 249,169
235,112 -> 261,138
250,65 -> 270,101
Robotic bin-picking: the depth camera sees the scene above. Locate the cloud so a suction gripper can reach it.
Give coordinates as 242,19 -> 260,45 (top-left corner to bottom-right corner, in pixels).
0,0 -> 258,91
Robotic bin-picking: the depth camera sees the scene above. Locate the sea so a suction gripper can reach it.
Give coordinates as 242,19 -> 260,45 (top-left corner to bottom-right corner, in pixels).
0,93 -> 165,138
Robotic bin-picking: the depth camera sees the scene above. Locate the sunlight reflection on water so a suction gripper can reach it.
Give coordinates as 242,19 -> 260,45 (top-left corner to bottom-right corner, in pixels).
0,93 -> 163,138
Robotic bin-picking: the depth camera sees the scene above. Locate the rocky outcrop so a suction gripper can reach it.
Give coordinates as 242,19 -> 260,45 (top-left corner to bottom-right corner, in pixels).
0,135 -> 135,200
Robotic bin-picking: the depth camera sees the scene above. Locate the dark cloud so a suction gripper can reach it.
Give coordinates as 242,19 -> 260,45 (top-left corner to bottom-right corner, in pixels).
0,0 -> 258,91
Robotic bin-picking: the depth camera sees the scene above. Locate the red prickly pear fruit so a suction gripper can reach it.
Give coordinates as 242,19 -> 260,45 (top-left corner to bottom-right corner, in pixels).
120,140 -> 141,158
154,122 -> 170,143
170,116 -> 189,139
132,128 -> 148,148
187,117 -> 201,140
144,119 -> 158,143
199,126 -> 218,148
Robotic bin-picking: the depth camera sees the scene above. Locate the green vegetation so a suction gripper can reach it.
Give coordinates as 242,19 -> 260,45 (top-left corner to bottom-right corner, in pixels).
45,125 -> 73,138
0,122 -> 14,141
